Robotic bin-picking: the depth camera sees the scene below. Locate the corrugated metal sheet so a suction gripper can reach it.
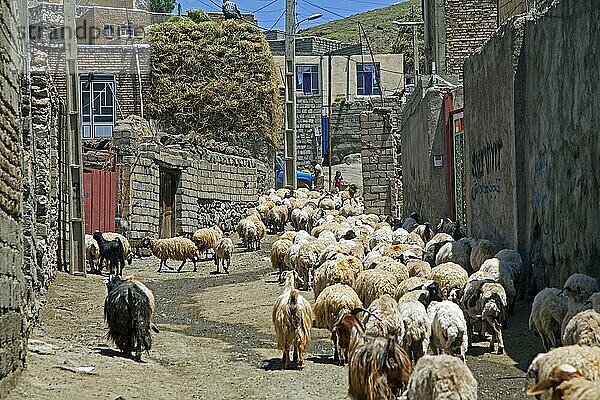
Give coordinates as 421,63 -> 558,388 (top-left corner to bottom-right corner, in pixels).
84,170 -> 116,234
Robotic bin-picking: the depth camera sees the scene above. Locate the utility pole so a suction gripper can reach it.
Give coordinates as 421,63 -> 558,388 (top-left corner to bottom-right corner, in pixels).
64,0 -> 86,275
412,5 -> 419,81
283,0 -> 297,189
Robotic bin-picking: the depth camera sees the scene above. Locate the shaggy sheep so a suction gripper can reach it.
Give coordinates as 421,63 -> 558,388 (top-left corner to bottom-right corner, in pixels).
527,364 -> 600,400
423,233 -> 454,268
430,262 -> 469,300
313,256 -> 363,299
436,218 -> 467,240
435,237 -> 476,274
368,226 -> 394,251
271,239 -> 294,283
561,274 -> 600,337
398,300 -> 430,364
141,236 -> 200,272
479,258 -> 517,314
428,300 -> 468,362
192,227 -> 222,259
469,239 -> 498,272
85,234 -> 100,274
244,220 -> 260,251
267,205 -> 288,234
295,241 -> 322,290
527,345 -> 600,400
279,231 -> 296,242
354,269 -> 399,308
104,275 -> 159,361
412,223 -> 434,244
214,238 -> 234,274
382,243 -> 424,260
102,232 -> 134,265
315,284 -> 363,332
406,355 -> 477,400
529,287 -> 568,351
362,294 -> 403,338
562,309 -> 600,347
93,231 -> 126,276
392,228 -> 409,245
405,231 -> 426,249
395,277 -> 428,300
272,271 -> 313,369
406,260 -> 432,278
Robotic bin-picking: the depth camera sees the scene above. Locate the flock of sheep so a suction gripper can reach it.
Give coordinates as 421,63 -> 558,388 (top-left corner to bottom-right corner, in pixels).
90,184 -> 600,399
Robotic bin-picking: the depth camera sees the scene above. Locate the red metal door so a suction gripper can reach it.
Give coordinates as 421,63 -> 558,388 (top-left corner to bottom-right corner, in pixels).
84,170 -> 116,234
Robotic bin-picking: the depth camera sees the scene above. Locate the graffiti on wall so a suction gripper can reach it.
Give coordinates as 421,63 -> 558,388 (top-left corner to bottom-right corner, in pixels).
533,156 -> 549,207
471,139 -> 503,179
470,179 -> 501,201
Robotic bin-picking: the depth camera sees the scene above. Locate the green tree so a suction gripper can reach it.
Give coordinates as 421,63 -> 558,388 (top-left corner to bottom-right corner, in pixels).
149,0 -> 176,13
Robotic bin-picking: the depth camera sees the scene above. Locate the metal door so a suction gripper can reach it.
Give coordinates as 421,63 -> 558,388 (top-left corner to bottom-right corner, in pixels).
80,74 -> 116,138
452,111 -> 466,226
83,169 -> 116,234
159,168 -> 177,238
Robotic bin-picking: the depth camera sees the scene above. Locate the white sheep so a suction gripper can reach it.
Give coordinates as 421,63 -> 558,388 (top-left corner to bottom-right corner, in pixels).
479,257 -> 517,314
214,238 -> 234,274
561,273 -> 600,336
395,277 -> 428,300
313,256 -> 363,299
141,236 -> 200,272
368,226 -> 393,251
406,355 -> 477,400
435,237 -> 476,273
85,233 -> 100,273
362,294 -> 403,338
192,227 -> 222,259
399,300 -> 430,364
272,271 -> 313,369
354,268 -> 399,308
469,239 -> 498,272
406,260 -> 432,278
527,364 -> 600,400
314,283 -> 363,331
529,287 -> 568,351
427,300 -> 468,362
392,228 -> 409,244
271,239 -> 294,283
430,262 -> 469,300
562,309 -> 600,347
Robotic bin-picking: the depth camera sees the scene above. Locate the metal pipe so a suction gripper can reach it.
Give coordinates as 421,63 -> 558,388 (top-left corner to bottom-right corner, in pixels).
328,51 -> 332,192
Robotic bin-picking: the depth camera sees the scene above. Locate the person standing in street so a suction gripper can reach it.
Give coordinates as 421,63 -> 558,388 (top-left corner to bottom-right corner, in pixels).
222,0 -> 242,20
334,170 -> 343,192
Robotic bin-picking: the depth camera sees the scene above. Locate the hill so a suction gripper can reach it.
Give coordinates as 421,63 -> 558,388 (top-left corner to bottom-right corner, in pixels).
300,0 -> 423,70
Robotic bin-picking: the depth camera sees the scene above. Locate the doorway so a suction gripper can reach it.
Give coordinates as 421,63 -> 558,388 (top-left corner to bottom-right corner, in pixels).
159,167 -> 178,238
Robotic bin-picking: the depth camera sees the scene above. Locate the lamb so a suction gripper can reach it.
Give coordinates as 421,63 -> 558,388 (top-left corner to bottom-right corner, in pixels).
398,300 -> 430,364
214,238 -> 234,274
85,234 -> 100,274
429,262 -> 469,300
313,256 -> 363,299
527,345 -> 600,400
271,238 -> 294,283
93,230 -> 126,276
479,257 -> 517,314
331,308 -> 364,366
529,287 -> 568,351
526,364 -> 600,400
354,269 -> 399,308
435,237 -> 476,274
348,329 -> 412,400
104,275 -> 159,361
272,271 -> 313,369
562,309 -> 600,347
141,236 -> 200,272
192,227 -> 222,259
427,300 -> 468,362
436,218 -> 466,240
362,294 -> 403,338
561,273 -> 600,337
469,239 -> 498,272
406,355 -> 477,400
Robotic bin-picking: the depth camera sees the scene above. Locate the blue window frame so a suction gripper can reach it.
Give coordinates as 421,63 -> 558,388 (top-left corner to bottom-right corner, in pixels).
296,65 -> 319,95
357,63 -> 381,96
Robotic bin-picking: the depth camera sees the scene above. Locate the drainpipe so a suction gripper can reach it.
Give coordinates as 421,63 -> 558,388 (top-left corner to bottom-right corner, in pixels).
422,0 -> 430,74
134,44 -> 145,119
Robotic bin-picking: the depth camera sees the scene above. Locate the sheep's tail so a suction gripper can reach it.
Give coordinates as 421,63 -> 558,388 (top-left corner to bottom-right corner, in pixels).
289,289 -> 300,329
128,285 -> 153,360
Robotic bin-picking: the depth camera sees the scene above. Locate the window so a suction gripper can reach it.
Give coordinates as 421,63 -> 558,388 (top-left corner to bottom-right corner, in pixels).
49,27 -> 65,43
296,65 -> 319,95
356,63 -> 381,96
104,24 -> 115,39
79,74 -> 116,139
119,25 -> 135,37
120,25 -> 128,37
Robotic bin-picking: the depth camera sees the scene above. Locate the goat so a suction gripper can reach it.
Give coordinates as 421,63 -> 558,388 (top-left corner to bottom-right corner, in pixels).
93,230 -> 125,276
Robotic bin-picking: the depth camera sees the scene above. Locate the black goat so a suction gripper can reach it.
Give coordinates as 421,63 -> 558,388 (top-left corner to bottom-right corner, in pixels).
436,217 -> 466,240
93,230 -> 126,276
104,275 -> 159,361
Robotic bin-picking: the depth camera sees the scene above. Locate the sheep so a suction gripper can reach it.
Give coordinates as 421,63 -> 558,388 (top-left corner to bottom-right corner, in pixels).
214,238 -> 234,274
469,239 -> 498,272
382,243 -> 424,260
428,300 -> 468,362
406,260 -> 431,278
406,355 -> 477,400
313,256 -> 363,299
294,240 -> 322,290
141,236 -> 200,272
243,220 -> 260,251
397,281 -> 443,308
93,230 -> 126,276
348,330 -> 412,400
435,237 -> 476,274
401,212 -> 421,233
192,227 -> 222,259
368,226 -> 393,251
279,231 -> 296,242
480,257 -> 517,314
399,300 -> 430,364
562,309 -> 600,347
562,274 -> 600,336
104,275 -> 159,361
331,308 -> 364,366
429,262 -> 469,300
102,232 -> 134,266
527,345 -> 600,400
526,364 -> 600,400
529,287 -> 568,351
405,231 -> 425,249
315,283 -> 363,331
271,239 -> 294,283
290,208 -> 311,232
460,276 -> 508,354
272,271 -> 313,369
423,233 -> 454,268
85,234 -> 100,274
362,294 -> 403,338
354,269 -> 399,308
267,205 -> 288,234
436,218 -> 466,240
391,228 -> 409,245
412,223 -> 434,244
395,277 -> 428,300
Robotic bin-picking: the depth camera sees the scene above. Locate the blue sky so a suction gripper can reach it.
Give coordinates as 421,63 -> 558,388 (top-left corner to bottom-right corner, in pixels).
179,0 -> 404,31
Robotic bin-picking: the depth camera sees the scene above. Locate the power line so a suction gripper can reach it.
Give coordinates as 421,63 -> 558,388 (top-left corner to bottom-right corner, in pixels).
266,9 -> 286,32
252,0 -> 279,14
301,0 -> 345,19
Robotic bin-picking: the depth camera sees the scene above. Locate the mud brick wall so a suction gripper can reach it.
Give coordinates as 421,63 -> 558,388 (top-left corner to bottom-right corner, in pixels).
360,109 -> 400,217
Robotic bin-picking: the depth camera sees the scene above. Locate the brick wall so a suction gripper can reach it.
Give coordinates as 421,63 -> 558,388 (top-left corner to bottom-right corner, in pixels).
0,0 -> 25,392
360,109 -> 400,217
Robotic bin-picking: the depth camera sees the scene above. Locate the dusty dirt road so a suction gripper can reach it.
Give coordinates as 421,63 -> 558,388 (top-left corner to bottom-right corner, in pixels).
9,233 -> 542,400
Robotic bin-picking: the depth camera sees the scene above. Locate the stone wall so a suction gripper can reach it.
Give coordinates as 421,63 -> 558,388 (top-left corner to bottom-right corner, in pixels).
296,95 -> 322,167
114,118 -> 270,247
360,109 -> 400,217
463,1 -> 600,289
400,82 -> 463,223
